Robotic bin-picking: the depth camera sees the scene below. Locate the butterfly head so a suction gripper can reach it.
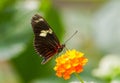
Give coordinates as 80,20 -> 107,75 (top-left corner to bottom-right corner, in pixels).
58,44 -> 65,53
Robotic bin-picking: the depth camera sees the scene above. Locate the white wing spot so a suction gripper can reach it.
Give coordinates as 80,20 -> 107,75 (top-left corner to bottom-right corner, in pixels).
39,30 -> 47,37
34,18 -> 44,23
39,32 -> 47,37
39,29 -> 53,37
38,18 -> 44,21
48,29 -> 52,34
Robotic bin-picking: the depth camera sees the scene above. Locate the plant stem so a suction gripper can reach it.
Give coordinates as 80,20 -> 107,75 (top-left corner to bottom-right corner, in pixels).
74,73 -> 84,83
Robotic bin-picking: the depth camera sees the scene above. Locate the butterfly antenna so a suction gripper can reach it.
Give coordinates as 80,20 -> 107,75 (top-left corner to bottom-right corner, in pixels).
64,30 -> 78,44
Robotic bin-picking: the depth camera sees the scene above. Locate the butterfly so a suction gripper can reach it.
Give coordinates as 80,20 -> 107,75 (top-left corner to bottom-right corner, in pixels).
31,14 -> 65,64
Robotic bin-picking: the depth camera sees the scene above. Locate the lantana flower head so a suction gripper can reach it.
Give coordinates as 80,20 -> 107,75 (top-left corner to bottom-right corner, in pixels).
54,49 -> 88,80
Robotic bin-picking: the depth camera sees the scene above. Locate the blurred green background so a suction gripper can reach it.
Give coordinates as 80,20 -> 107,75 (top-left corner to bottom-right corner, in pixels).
0,0 -> 120,83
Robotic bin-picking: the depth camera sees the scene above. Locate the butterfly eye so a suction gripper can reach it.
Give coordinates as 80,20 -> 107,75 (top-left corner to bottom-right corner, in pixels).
58,44 -> 65,53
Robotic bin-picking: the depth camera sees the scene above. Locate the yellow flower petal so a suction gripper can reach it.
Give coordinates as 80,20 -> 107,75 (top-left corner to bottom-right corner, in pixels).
54,49 -> 88,80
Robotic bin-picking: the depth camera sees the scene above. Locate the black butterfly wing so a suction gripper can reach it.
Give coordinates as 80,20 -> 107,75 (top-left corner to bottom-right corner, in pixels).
31,14 -> 61,64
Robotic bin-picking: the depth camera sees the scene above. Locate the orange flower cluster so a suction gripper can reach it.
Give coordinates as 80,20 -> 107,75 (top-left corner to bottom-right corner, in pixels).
54,49 -> 88,80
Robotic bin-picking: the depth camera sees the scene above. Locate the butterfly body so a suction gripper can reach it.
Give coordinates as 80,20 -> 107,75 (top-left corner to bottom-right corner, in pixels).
31,14 -> 65,64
